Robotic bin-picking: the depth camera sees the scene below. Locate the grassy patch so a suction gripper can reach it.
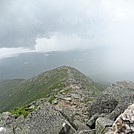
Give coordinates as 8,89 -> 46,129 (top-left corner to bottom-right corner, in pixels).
60,87 -> 72,94
48,96 -> 56,103
10,105 -> 37,118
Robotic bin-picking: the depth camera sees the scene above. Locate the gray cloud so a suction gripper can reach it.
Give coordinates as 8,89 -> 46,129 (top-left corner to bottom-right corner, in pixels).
0,0 -> 134,79
1,0 -> 134,49
0,0 -> 104,48
1,0 -> 134,75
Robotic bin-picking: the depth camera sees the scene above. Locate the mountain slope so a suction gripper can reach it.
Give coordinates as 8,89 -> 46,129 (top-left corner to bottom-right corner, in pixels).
0,66 -> 104,112
0,79 -> 24,112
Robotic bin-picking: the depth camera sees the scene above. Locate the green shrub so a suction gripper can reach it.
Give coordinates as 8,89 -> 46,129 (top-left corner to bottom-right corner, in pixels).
48,96 -> 56,103
10,105 -> 37,118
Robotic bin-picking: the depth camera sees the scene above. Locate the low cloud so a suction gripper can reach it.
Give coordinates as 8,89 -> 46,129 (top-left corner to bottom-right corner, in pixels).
1,0 -> 134,50
35,33 -> 95,52
1,0 -> 134,74
0,47 -> 32,59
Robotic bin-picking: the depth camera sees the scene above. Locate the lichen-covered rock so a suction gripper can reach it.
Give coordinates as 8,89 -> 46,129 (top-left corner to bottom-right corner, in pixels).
87,113 -> 103,128
95,117 -> 113,134
77,129 -> 96,134
1,102 -> 76,134
0,127 -> 6,133
73,120 -> 90,131
88,81 -> 134,121
0,112 -> 12,126
107,103 -> 134,134
59,121 -> 76,134
88,94 -> 118,119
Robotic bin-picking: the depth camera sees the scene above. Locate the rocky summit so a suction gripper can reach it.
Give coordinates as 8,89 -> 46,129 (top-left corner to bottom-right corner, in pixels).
87,81 -> 134,133
1,66 -> 134,134
88,81 -> 134,120
107,103 -> 134,134
0,100 -> 76,134
0,66 -> 103,112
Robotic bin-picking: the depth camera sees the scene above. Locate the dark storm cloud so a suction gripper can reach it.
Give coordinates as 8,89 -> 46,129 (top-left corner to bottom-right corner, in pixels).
0,0 -> 97,48
1,0 -> 134,81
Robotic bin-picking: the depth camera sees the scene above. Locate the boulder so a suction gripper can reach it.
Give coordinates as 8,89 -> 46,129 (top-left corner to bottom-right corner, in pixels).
88,81 -> 134,121
2,102 -> 76,134
95,117 -> 114,134
107,103 -> 134,133
87,113 -> 100,128
73,120 -> 89,131
52,98 -> 58,104
77,129 -> 96,134
88,94 -> 118,119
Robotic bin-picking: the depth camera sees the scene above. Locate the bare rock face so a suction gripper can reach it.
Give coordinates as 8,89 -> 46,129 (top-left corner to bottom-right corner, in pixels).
88,94 -> 118,119
0,102 -> 76,134
88,81 -> 134,121
107,103 -> 134,134
95,117 -> 114,134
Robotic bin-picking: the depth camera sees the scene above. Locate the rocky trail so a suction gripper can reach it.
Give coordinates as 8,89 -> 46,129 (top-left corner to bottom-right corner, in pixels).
0,67 -> 134,133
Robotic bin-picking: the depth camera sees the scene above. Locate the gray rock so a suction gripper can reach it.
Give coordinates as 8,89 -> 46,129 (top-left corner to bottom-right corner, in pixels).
88,81 -> 134,121
0,127 -> 6,134
0,112 -> 12,127
73,120 -> 89,131
55,94 -> 64,99
52,98 -> 58,104
71,94 -> 81,99
88,94 -> 118,119
107,103 -> 134,133
64,97 -> 72,101
87,113 -> 99,127
59,121 -> 76,134
95,117 -> 114,134
29,105 -> 35,109
77,129 -> 96,134
2,102 -> 76,134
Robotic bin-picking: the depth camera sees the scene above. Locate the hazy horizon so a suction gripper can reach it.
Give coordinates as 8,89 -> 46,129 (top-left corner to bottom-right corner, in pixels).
0,0 -> 134,82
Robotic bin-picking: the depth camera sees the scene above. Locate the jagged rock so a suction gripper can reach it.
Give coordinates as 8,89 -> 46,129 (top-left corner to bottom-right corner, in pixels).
71,94 -> 81,99
0,66 -> 105,133
88,94 -> 118,119
77,129 -> 96,134
95,117 -> 114,134
88,81 -> 134,121
52,98 -> 58,104
59,122 -> 76,134
1,102 -> 76,134
55,94 -> 64,99
73,120 -> 90,131
0,112 -> 12,127
29,105 -> 35,109
0,127 -> 6,133
87,113 -> 100,128
107,103 -> 134,134
64,97 -> 72,101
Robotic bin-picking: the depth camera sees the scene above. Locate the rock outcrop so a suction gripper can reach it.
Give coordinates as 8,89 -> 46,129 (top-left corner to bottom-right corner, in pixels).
2,69 -> 134,133
95,117 -> 113,134
0,66 -> 106,134
88,81 -> 134,121
50,67 -> 102,126
0,101 -> 76,134
107,103 -> 134,134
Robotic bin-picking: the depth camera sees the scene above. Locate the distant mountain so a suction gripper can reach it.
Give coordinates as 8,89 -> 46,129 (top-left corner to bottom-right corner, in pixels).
0,50 -> 107,81
1,50 -> 134,83
0,66 -> 104,112
0,51 -> 92,80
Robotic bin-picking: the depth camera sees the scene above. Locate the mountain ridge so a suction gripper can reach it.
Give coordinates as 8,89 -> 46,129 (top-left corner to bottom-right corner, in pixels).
0,66 -> 104,112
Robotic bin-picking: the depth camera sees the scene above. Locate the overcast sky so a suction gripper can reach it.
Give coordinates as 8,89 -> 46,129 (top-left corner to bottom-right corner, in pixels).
0,0 -> 134,73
